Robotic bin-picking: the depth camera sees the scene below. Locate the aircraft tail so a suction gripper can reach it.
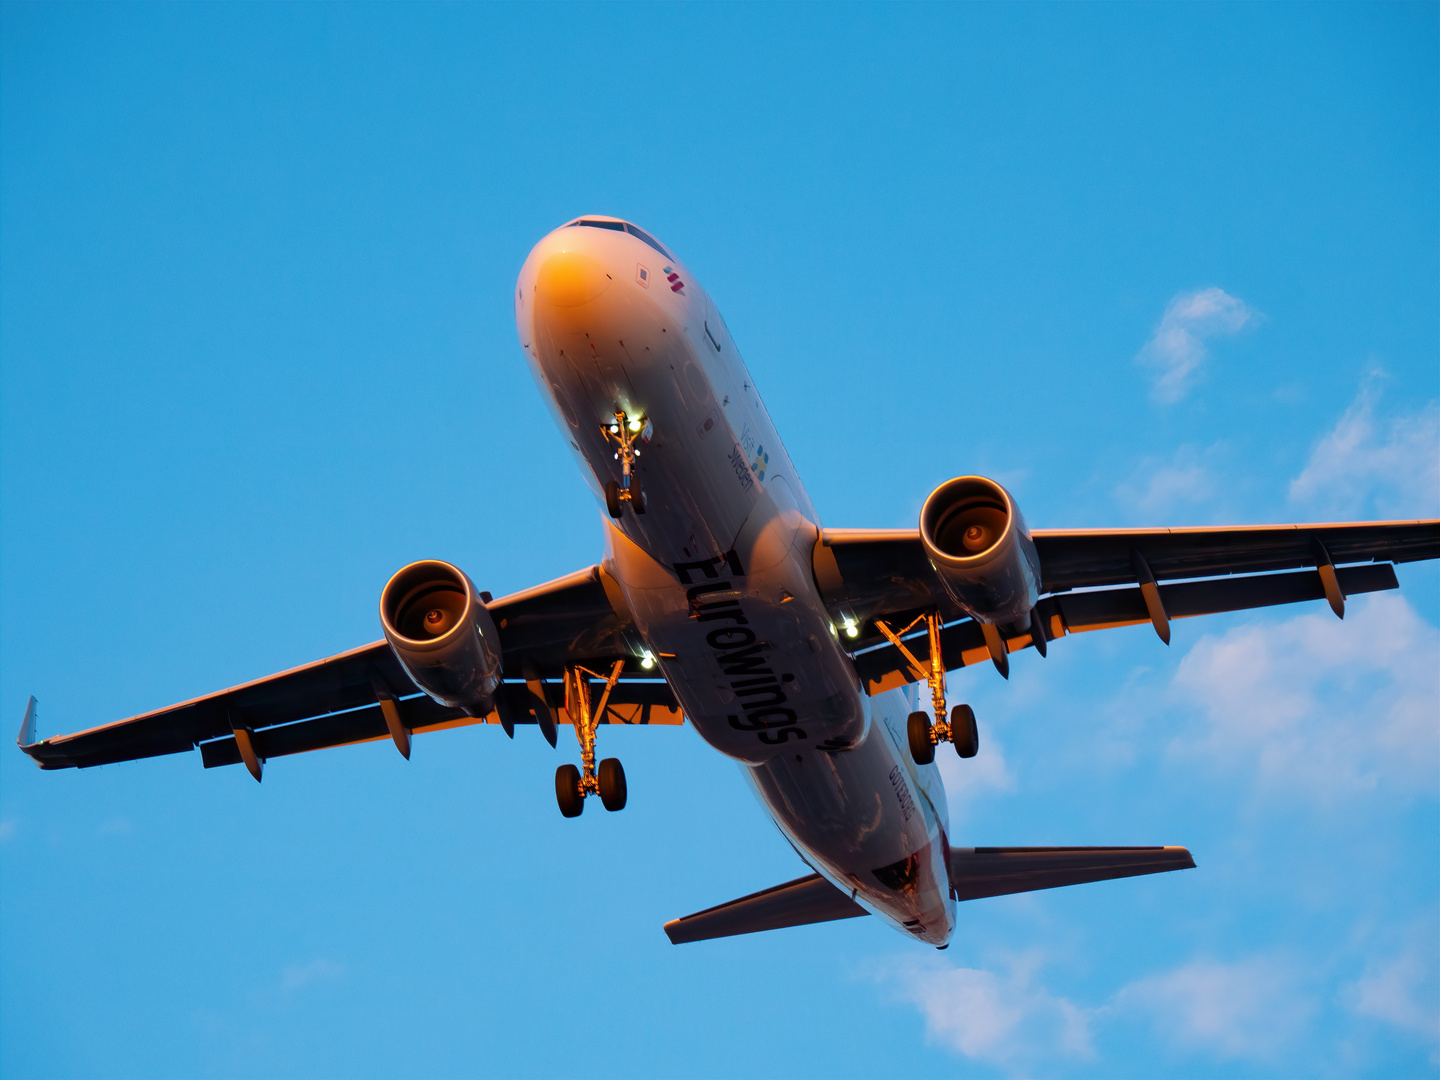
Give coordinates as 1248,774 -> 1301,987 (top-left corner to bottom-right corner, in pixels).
663,845 -> 1194,944
948,845 -> 1195,901
663,872 -> 866,944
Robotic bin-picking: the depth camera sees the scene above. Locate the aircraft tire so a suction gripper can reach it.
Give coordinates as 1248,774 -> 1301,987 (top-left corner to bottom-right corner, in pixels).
598,757 -> 628,811
555,764 -> 584,817
630,473 -> 646,515
951,704 -> 979,758
604,481 -> 623,519
907,711 -> 935,765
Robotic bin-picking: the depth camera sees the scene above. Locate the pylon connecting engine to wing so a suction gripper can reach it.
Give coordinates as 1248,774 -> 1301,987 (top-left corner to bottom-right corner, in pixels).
380,560 -> 503,720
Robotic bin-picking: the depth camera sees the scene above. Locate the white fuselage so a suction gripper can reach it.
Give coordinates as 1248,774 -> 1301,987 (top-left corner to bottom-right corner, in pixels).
515,218 -> 954,945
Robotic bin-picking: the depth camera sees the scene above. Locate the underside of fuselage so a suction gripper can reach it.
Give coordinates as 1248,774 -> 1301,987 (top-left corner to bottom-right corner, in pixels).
515,217 -> 956,945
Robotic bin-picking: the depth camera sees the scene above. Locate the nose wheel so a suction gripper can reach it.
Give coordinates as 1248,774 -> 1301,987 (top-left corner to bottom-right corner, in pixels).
602,411 -> 650,518
554,659 -> 630,817
876,611 -> 980,764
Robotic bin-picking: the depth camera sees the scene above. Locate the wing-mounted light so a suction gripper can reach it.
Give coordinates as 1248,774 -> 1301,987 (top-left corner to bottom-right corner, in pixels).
920,476 -> 1042,635
380,560 -> 503,718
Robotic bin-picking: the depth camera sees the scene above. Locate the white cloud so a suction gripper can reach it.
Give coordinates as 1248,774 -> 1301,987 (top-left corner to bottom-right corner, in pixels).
1116,955 -> 1312,1060
1164,592 -> 1439,800
1137,288 -> 1256,404
1344,931 -> 1440,1055
876,951 -> 1092,1067
937,720 -> 1015,819
280,958 -> 344,994
1112,443 -> 1227,523
1289,377 -> 1440,519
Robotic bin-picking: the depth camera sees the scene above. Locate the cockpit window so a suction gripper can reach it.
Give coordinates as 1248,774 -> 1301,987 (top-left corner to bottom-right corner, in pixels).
567,218 -> 674,260
624,223 -> 673,260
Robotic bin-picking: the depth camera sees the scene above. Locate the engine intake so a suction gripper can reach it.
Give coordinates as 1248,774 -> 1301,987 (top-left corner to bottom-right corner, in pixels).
920,476 -> 1041,631
380,560 -> 502,716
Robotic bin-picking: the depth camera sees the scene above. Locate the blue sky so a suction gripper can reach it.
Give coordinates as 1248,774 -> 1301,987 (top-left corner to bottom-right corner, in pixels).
2,4 -> 1436,1078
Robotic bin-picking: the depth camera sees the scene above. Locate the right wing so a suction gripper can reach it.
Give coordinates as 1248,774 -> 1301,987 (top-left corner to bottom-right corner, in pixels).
18,565 -> 678,774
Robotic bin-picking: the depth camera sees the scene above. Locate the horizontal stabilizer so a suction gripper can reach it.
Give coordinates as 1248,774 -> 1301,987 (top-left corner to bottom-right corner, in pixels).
949,845 -> 1195,901
664,872 -> 866,944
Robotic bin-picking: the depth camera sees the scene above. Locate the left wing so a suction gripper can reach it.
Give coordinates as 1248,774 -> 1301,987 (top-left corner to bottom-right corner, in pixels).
815,519 -> 1439,693
18,565 -> 678,774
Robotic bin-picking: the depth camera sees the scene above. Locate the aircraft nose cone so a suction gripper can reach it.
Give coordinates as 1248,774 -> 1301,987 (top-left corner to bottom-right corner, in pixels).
535,251 -> 612,308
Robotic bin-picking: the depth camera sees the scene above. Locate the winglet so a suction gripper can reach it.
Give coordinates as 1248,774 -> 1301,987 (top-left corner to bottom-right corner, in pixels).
17,696 -> 37,749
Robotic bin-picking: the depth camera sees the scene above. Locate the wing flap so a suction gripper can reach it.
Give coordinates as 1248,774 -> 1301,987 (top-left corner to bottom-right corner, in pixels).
950,845 -> 1196,901
1034,519 -> 1439,591
1058,561 -> 1397,633
664,872 -> 868,944
195,681 -> 683,770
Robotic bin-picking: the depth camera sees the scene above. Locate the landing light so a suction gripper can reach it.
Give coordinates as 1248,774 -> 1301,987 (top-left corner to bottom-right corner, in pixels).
640,650 -> 656,670
609,424 -> 620,433
842,618 -> 859,639
628,418 -> 643,432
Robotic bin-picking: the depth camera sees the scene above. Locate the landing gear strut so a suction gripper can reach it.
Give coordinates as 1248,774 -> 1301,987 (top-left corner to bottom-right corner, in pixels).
601,411 -> 650,518
874,610 -> 979,765
554,659 -> 629,817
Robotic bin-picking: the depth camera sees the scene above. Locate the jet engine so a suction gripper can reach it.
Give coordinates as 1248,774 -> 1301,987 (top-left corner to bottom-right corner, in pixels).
919,476 -> 1041,632
380,560 -> 503,717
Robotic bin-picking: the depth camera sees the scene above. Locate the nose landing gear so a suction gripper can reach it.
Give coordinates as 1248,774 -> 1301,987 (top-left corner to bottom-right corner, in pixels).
554,659 -> 630,817
874,611 -> 980,765
601,411 -> 650,518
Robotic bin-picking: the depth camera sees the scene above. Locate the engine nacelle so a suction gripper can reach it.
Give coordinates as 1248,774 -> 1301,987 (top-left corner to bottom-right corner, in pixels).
380,560 -> 502,716
920,476 -> 1041,632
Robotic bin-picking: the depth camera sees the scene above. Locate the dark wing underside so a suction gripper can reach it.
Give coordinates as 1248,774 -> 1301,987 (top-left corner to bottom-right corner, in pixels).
19,565 -> 676,772
818,519 -> 1438,694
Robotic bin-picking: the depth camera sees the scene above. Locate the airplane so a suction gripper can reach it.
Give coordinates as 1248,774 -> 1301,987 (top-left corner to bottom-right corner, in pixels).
17,215 -> 1439,949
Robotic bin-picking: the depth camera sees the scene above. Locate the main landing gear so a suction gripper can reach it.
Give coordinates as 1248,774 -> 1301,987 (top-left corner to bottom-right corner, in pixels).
601,410 -> 650,518
555,659 -> 629,818
873,610 -> 979,765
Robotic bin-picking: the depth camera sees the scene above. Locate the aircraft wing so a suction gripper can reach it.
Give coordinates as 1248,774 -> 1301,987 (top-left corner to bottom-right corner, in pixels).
815,519 -> 1440,693
17,565 -> 678,774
